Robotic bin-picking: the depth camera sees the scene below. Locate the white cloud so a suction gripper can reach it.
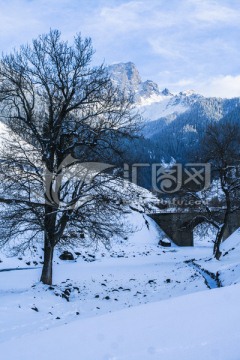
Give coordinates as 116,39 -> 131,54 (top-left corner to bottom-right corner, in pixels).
198,75 -> 240,98
187,0 -> 240,25
171,79 -> 195,88
166,74 -> 240,98
148,38 -> 185,59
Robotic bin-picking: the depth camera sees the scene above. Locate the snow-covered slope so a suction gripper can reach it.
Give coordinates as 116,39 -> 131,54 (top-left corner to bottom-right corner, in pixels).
1,278 -> 240,360
139,91 -> 202,123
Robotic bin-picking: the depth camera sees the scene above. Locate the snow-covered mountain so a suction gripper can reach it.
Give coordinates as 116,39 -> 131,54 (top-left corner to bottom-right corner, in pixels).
108,61 -> 240,179
109,62 -> 240,128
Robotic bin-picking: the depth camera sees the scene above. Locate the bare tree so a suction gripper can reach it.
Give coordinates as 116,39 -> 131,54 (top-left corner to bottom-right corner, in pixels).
0,30 -> 140,284
201,121 -> 240,259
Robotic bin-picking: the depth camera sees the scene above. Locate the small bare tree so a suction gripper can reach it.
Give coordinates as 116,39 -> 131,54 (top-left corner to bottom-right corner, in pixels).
0,30 -> 140,284
201,121 -> 240,259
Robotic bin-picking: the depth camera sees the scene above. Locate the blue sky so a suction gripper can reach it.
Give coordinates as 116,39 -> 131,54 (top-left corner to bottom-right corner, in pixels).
0,0 -> 240,97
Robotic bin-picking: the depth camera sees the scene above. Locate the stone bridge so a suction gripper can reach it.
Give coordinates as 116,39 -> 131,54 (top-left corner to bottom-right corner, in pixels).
149,209 -> 240,246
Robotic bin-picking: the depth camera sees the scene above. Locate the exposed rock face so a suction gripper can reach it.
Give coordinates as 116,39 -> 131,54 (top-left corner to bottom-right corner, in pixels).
140,80 -> 160,99
108,62 -> 160,101
108,62 -> 141,92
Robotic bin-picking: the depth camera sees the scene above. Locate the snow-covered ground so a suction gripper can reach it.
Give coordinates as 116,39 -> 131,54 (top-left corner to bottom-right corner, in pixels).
1,283 -> 240,360
0,211 -> 239,359
196,227 -> 240,286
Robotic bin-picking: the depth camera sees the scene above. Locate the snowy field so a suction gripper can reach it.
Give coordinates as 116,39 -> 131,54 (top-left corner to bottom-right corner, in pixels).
0,211 -> 240,359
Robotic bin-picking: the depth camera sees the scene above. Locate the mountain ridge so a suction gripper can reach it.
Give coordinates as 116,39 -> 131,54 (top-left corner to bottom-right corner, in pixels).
108,61 -> 240,129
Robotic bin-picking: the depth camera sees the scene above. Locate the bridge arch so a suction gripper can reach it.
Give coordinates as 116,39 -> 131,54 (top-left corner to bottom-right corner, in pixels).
193,222 -> 217,246
149,210 -> 240,246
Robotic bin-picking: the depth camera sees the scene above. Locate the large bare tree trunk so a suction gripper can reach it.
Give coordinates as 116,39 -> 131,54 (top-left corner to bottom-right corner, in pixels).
40,237 -> 54,285
40,206 -> 57,285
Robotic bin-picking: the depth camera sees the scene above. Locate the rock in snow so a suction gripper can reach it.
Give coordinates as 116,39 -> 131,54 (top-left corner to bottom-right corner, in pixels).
59,251 -> 75,261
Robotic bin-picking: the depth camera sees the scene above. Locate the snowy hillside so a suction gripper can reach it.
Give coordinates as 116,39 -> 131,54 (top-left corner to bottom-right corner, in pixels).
139,90 -> 201,123
1,211 -> 240,359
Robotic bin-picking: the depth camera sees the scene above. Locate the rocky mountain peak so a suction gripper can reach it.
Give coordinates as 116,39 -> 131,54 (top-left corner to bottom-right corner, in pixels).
161,88 -> 172,96
108,62 -> 160,101
108,62 -> 141,92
